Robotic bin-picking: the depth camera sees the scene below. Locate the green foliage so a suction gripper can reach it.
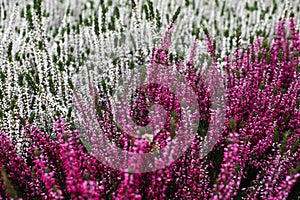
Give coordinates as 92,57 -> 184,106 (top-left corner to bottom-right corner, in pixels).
228,118 -> 237,132
171,7 -> 181,23
281,130 -> 291,155
1,168 -> 18,198
26,5 -> 34,30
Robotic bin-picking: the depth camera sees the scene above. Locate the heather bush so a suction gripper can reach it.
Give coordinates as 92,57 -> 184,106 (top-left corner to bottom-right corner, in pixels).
0,0 -> 299,199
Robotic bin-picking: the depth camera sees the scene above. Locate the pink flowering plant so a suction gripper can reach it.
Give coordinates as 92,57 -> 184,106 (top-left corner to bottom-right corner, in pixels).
0,0 -> 299,199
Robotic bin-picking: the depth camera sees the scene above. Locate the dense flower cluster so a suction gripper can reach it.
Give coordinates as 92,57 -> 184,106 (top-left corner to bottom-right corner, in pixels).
0,0 -> 300,199
0,13 -> 299,198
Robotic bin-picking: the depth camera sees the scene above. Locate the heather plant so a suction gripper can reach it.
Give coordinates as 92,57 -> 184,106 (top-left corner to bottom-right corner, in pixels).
0,0 -> 299,199
1,0 -> 299,148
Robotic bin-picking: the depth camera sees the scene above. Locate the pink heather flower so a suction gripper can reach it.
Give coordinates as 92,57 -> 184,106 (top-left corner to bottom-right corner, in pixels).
0,16 -> 299,199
